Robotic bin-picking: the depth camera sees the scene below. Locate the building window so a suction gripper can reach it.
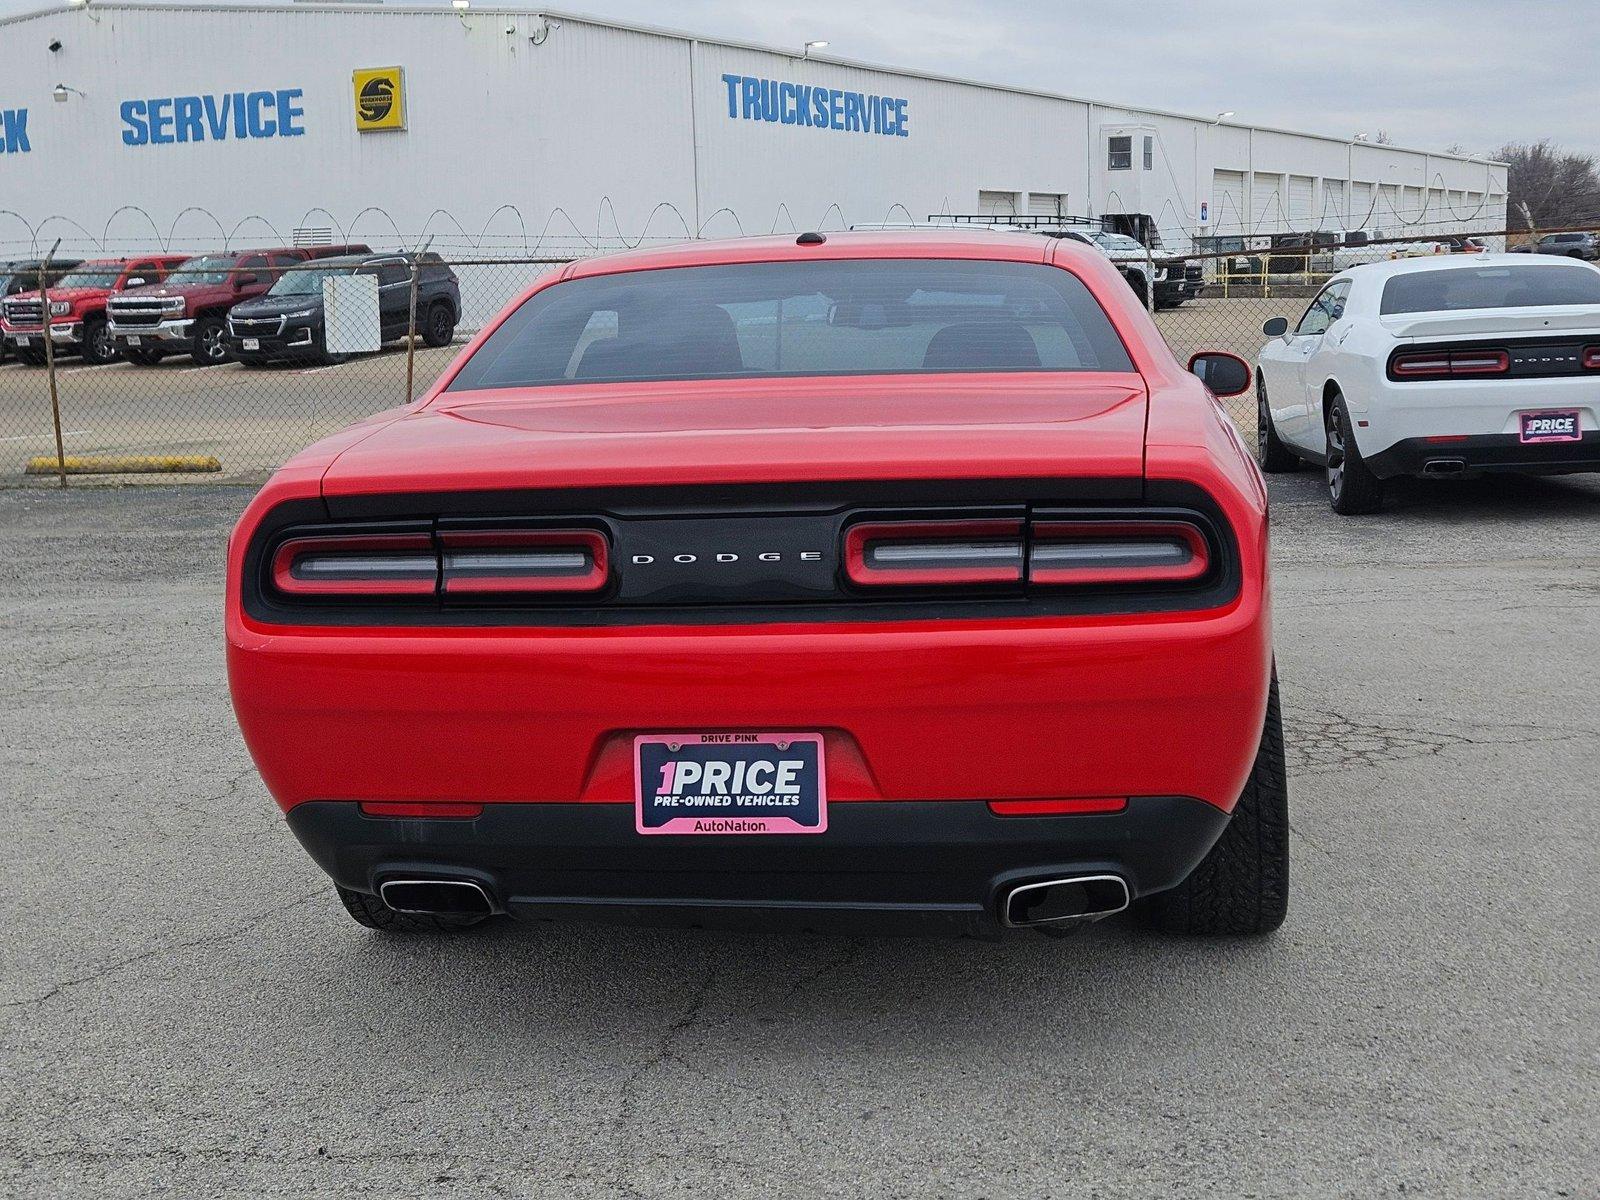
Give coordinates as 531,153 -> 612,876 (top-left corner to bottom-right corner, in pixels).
1108,136 -> 1132,171
1143,136 -> 1153,171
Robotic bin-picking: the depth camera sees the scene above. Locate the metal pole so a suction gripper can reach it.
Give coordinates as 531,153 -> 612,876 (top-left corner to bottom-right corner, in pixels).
39,239 -> 67,488
403,237 -> 432,405
404,258 -> 420,404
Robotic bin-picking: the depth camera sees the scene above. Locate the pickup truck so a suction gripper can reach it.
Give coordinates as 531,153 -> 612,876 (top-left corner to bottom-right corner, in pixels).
2,256 -> 188,364
107,244 -> 370,365
0,257 -> 84,364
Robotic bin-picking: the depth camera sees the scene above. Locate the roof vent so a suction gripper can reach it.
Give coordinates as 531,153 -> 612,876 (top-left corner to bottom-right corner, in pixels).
796,231 -> 827,246
292,227 -> 335,248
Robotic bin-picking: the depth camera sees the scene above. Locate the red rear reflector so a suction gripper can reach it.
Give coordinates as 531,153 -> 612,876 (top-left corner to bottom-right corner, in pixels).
272,534 -> 436,596
1028,521 -> 1209,585
988,797 -> 1128,816
360,801 -> 485,819
1583,346 -> 1600,370
440,529 -> 609,594
844,519 -> 1024,586
1424,435 -> 1470,444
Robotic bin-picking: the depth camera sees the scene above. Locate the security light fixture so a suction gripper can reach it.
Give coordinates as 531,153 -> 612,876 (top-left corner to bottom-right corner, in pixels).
803,39 -> 829,57
1214,111 -> 1234,123
53,83 -> 87,102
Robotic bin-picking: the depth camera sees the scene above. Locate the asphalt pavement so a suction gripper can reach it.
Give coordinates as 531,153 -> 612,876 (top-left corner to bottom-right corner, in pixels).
1,471 -> 1596,1198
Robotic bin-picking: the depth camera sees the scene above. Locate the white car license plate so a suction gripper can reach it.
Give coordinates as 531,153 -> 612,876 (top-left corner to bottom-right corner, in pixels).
1520,411 -> 1580,443
242,337 -> 260,351
126,335 -> 141,346
15,336 -> 29,347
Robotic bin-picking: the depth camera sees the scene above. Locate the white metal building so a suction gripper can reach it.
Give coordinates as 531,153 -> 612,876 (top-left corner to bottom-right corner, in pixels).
0,3 -> 1508,257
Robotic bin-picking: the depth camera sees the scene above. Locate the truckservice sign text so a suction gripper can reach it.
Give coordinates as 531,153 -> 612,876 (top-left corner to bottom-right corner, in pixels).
720,74 -> 909,138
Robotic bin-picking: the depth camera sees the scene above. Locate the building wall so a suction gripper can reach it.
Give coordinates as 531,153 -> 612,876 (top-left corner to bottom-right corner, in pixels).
0,5 -> 1507,258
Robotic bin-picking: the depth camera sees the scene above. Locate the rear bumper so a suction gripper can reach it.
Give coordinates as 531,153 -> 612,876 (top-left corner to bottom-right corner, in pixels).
1366,431 -> 1600,479
288,796 -> 1231,936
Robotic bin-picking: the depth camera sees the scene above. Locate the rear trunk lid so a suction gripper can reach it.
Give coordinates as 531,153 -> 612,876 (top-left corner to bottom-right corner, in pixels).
319,375 -> 1150,500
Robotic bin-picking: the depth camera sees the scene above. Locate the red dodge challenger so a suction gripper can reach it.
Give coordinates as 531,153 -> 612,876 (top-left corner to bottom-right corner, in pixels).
226,230 -> 1286,938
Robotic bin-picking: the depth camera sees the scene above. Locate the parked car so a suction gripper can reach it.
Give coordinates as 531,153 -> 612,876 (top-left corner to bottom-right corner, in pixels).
1519,231 -> 1600,260
0,257 -> 84,364
225,252 -> 459,365
226,230 -> 1288,939
1255,254 -> 1600,514
1,255 -> 187,365
107,244 -> 370,366
1047,229 -> 1167,307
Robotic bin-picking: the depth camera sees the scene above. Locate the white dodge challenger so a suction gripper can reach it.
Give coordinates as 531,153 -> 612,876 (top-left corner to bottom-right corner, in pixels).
1255,254 -> 1600,513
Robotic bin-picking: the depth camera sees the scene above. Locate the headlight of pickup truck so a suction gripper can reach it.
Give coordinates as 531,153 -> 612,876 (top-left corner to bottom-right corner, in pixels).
282,309 -> 317,320
49,301 -> 71,316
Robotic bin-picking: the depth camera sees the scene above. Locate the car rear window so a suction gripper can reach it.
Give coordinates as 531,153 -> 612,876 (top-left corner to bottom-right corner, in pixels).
1380,264 -> 1600,314
446,258 -> 1133,391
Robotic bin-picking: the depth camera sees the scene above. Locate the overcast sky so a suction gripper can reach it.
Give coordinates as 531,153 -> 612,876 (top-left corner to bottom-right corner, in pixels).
5,0 -> 1595,157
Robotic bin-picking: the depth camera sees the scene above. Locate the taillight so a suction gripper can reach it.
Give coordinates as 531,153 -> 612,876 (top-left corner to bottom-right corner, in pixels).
842,517 -> 1212,591
844,519 -> 1024,586
271,534 -> 436,596
1391,348 -> 1509,379
1029,521 -> 1209,585
440,529 -> 608,595
1583,346 -> 1600,370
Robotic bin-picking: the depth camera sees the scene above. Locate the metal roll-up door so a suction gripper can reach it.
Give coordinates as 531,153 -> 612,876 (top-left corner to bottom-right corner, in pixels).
1028,192 -> 1065,218
1349,182 -> 1375,228
1287,175 -> 1314,227
1322,179 -> 1346,226
1251,173 -> 1284,232
1212,170 -> 1246,235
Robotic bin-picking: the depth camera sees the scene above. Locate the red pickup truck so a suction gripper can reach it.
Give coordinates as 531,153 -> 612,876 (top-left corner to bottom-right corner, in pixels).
1,256 -> 188,365
108,244 -> 369,366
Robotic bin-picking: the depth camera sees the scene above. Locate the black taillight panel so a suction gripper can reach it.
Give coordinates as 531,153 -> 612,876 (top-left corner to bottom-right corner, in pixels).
1389,336 -> 1599,382
242,481 -> 1239,627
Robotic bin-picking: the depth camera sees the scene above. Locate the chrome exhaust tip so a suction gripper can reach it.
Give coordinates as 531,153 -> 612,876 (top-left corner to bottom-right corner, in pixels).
1422,458 -> 1466,476
1002,874 -> 1130,929
378,878 -> 495,917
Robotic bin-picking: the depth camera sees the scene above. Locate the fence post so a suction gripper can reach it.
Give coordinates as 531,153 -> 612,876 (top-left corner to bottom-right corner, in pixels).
39,239 -> 67,488
1143,242 -> 1156,315
404,257 -> 420,405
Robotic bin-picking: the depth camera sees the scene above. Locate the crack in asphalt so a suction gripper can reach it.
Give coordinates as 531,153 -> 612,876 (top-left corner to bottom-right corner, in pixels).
1,887 -> 329,1011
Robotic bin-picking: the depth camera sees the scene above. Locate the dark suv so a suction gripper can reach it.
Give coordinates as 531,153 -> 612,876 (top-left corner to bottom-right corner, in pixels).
226,252 -> 460,366
108,245 -> 369,366
0,258 -> 85,363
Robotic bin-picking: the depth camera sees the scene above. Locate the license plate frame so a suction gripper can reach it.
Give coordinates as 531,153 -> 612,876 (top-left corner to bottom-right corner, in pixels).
241,337 -> 260,352
634,732 -> 827,835
126,335 -> 142,346
15,336 -> 29,347
1519,410 -> 1581,443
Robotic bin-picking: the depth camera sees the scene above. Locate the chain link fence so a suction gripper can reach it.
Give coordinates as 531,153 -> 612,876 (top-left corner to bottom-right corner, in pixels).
2,224 -> 1588,486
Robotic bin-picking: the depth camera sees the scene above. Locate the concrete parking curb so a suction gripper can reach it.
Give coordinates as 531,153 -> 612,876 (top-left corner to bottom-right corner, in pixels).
24,455 -> 222,475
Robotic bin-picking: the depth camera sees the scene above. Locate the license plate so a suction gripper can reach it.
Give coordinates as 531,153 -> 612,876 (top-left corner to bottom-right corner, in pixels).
126,335 -> 141,346
1520,411 -> 1580,443
241,337 -> 260,351
634,733 -> 827,835
15,336 -> 29,346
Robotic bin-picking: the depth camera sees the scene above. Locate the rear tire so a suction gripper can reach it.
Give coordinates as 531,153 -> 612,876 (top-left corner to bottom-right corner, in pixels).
422,300 -> 456,348
1256,377 -> 1301,473
336,885 -> 487,933
1326,393 -> 1384,514
1141,673 -> 1289,935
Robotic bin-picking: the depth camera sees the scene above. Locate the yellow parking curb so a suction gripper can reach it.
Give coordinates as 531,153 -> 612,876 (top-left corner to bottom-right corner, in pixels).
25,455 -> 222,475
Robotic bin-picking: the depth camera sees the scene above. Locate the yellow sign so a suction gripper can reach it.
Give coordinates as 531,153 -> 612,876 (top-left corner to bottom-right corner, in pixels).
352,66 -> 406,132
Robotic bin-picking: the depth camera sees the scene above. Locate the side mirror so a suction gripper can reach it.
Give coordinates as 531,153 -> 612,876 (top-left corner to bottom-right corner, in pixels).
124,277 -> 147,289
1188,351 -> 1252,398
235,272 -> 259,288
1262,316 -> 1289,337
